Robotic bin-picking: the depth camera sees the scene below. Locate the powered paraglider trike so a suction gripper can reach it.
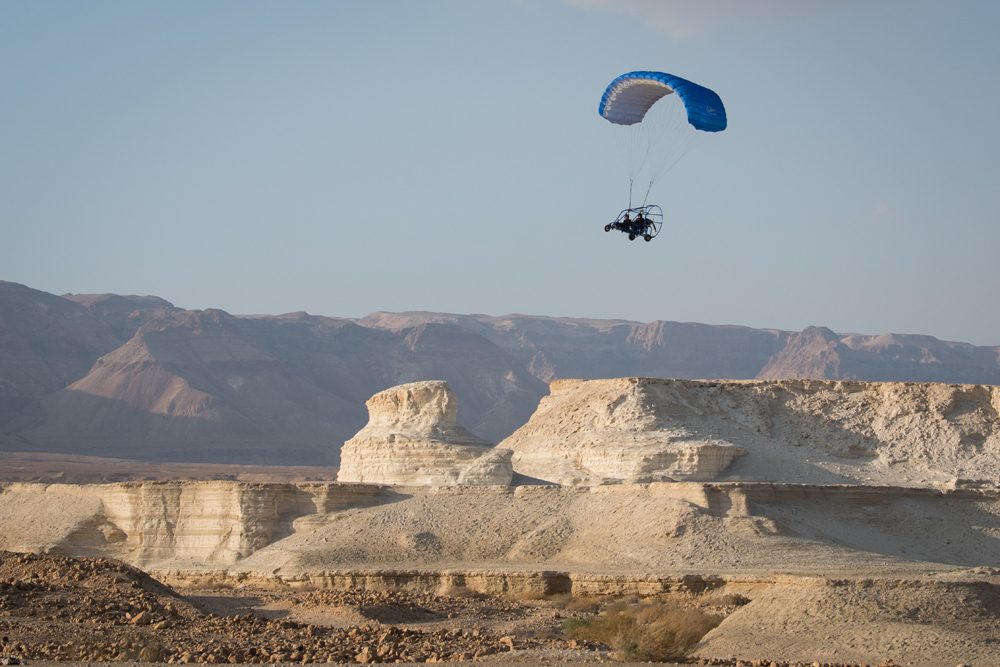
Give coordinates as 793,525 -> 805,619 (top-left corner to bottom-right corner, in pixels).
597,70 -> 727,244
604,205 -> 663,242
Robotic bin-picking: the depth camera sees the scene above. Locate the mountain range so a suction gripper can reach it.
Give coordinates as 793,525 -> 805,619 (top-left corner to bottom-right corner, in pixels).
1,279 -> 998,465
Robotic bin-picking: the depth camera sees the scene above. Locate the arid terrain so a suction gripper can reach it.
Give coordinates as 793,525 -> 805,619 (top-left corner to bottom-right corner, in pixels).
1,375 -> 998,665
5,0 -> 999,662
1,477 -> 997,666
2,279 -> 1000,666
0,550 -> 568,664
4,280 -> 1000,465
0,451 -> 338,484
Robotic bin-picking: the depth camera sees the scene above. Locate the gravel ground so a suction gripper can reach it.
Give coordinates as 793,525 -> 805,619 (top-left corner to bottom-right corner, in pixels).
0,551 -> 567,664
0,551 -> 969,666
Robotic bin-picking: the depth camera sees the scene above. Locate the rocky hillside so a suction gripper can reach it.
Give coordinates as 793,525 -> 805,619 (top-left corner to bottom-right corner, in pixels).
2,280 -> 999,465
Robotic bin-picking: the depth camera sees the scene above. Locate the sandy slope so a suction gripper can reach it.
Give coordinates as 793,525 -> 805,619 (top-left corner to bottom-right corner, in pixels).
0,481 -> 995,578
229,483 -> 1000,579
694,578 -> 1000,666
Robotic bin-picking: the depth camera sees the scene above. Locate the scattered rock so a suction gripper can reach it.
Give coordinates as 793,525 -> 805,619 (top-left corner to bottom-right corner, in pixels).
0,551 -> 541,665
128,609 -> 150,625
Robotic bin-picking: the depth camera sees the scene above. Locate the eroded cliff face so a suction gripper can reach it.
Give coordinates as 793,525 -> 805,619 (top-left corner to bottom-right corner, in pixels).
0,481 -> 383,569
498,378 -> 746,485
2,377 -> 999,585
337,381 -> 512,486
3,479 -> 995,583
499,377 -> 1000,486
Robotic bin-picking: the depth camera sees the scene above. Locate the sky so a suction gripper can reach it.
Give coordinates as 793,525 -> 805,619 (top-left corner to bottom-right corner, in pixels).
2,0 -> 999,344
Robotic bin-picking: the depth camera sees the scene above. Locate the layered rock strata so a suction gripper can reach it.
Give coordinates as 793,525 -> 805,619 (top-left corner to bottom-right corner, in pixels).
1,479 -> 997,580
0,481 -> 384,568
499,377 -> 1000,486
498,378 -> 746,484
337,381 -> 512,486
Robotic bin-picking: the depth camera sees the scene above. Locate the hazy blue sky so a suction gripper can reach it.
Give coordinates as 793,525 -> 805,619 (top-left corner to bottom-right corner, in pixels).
3,1 -> 998,344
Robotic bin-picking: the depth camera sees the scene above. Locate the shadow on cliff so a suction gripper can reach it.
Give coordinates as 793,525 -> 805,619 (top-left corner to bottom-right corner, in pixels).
640,381 -> 906,485
748,487 -> 1000,568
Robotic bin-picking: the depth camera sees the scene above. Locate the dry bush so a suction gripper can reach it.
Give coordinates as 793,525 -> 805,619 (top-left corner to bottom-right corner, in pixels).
509,589 -> 547,601
563,600 -> 721,662
545,592 -> 573,607
546,593 -> 603,613
565,595 -> 604,613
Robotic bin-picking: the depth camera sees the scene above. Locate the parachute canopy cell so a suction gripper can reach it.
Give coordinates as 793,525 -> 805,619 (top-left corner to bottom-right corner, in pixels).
599,71 -> 727,132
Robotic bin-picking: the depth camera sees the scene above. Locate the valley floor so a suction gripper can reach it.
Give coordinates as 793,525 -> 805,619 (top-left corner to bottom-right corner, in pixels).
7,550 -> 977,667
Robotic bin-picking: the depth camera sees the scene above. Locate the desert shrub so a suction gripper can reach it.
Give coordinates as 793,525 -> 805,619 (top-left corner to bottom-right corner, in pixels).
560,616 -> 591,634
564,594 -> 604,613
546,593 -> 603,613
546,592 -> 572,607
563,600 -> 721,662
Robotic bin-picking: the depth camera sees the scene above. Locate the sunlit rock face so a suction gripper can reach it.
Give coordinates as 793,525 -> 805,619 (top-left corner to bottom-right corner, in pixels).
498,377 -> 746,485
0,480 -> 387,569
499,376 -> 1000,487
337,381 -> 513,486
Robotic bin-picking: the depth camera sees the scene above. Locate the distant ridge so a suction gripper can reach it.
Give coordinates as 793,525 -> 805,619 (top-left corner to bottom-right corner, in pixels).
2,280 -> 998,465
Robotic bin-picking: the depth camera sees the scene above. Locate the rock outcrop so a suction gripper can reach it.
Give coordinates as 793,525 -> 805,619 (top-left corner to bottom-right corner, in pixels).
337,381 -> 513,486
500,377 -> 1000,487
0,480 -> 384,568
2,479 -> 998,577
499,378 -> 746,485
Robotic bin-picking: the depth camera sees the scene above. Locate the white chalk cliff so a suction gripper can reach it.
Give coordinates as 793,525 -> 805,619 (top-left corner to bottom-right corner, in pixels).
336,381 -> 513,486
499,378 -> 745,485
499,377 -> 1000,487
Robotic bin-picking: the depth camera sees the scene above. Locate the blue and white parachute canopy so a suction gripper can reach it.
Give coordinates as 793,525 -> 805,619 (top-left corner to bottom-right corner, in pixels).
599,71 -> 727,132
